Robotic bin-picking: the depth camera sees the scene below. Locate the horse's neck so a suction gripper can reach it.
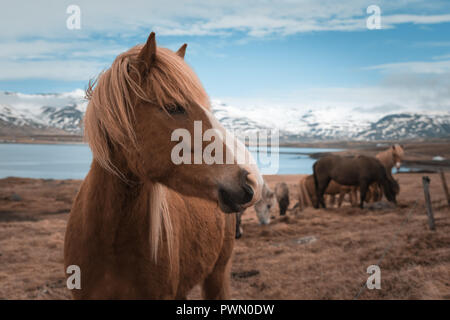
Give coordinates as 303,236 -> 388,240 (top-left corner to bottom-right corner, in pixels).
376,150 -> 394,170
78,161 -> 153,247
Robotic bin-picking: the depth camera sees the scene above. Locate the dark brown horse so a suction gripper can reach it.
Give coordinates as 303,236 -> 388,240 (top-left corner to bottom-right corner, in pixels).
313,155 -> 398,209
274,182 -> 289,216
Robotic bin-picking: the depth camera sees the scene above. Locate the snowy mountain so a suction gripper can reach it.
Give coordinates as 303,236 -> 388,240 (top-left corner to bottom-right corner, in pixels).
212,100 -> 450,141
0,90 -> 87,135
356,113 -> 450,141
1,90 -> 449,141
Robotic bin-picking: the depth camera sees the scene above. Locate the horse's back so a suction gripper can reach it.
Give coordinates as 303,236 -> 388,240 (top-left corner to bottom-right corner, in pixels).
316,155 -> 359,185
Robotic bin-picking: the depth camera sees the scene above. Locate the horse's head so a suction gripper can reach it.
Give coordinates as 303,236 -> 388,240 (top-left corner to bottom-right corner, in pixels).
85,32 -> 263,213
254,184 -> 276,225
391,144 -> 405,169
382,174 -> 398,204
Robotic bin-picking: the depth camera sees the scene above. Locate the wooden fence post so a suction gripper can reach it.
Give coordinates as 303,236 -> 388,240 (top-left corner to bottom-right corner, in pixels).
422,176 -> 436,231
439,170 -> 450,206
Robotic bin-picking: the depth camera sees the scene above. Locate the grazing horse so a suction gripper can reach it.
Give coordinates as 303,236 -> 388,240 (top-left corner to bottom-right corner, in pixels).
297,175 -> 357,210
235,183 -> 275,238
64,32 -> 263,299
274,182 -> 290,216
370,145 -> 404,201
254,183 -> 276,225
313,155 -> 398,209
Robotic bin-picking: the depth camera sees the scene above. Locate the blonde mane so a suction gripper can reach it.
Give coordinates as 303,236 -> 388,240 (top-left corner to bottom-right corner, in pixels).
84,44 -> 209,263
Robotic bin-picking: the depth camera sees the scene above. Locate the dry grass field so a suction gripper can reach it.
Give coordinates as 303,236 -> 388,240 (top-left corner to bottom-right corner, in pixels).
0,172 -> 449,300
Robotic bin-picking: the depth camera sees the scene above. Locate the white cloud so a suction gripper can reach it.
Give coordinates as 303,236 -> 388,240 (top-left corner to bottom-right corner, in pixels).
220,69 -> 450,118
432,53 -> 450,60
0,59 -> 106,81
364,59 -> 450,74
0,0 -> 449,82
383,13 -> 450,26
413,41 -> 450,47
1,0 -> 449,39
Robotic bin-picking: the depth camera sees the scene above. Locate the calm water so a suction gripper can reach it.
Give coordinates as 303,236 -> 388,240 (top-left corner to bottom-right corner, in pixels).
0,143 -> 342,179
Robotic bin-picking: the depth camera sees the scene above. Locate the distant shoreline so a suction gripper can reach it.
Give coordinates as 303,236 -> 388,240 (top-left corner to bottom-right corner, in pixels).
2,135 -> 449,148
1,137 -> 450,175
0,135 -> 84,145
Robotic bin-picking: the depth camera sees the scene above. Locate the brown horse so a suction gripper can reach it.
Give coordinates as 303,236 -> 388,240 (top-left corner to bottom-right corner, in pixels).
64,32 -> 263,299
370,144 -> 404,201
297,175 -> 357,209
376,144 -> 405,173
326,181 -> 357,208
313,155 -> 398,209
274,182 -> 290,216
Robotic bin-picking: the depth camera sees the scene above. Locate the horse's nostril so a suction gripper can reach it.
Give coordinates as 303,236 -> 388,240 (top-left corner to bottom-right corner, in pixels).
240,169 -> 255,204
242,183 -> 254,204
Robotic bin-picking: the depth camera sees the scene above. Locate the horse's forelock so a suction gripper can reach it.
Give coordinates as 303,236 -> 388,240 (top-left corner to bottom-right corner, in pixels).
146,47 -> 210,109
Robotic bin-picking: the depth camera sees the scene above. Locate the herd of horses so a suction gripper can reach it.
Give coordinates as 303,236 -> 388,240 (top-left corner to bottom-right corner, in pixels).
236,144 -> 404,238
63,32 -> 405,299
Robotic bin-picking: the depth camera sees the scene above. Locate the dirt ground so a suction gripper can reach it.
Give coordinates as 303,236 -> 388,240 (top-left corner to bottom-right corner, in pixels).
0,172 -> 449,300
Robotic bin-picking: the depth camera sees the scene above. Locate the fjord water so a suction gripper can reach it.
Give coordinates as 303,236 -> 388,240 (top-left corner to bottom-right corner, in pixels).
0,143 -> 342,179
0,144 -> 92,179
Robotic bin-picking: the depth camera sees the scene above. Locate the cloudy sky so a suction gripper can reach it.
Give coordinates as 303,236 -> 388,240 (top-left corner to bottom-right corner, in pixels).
1,0 -> 450,116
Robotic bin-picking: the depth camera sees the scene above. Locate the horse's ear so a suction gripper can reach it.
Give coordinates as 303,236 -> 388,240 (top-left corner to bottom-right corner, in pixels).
137,32 -> 157,75
176,44 -> 187,59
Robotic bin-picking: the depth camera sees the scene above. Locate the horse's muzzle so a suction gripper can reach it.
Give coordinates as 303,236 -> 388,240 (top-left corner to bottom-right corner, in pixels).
218,184 -> 254,213
218,169 -> 255,213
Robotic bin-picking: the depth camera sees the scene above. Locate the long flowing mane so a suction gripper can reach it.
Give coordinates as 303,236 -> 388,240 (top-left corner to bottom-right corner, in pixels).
83,44 -> 209,262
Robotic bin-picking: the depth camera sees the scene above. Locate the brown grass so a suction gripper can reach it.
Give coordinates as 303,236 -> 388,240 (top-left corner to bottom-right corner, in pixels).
0,173 -> 449,299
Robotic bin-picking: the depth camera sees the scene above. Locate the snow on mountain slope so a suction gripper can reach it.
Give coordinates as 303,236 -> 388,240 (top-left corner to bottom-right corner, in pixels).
211,100 -> 372,139
0,90 -> 87,134
1,91 -> 449,141
211,99 -> 450,141
357,113 -> 450,141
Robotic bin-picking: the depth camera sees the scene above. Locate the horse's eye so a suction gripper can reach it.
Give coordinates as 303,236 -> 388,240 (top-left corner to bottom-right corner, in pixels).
165,104 -> 186,116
